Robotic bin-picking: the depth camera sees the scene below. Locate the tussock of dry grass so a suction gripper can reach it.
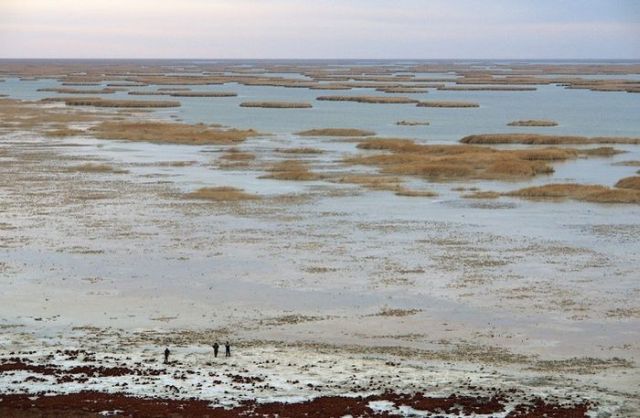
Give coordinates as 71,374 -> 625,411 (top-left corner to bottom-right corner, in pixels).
90,121 -> 258,145
185,186 -> 259,201
38,87 -> 116,94
296,128 -> 375,137
346,138 -> 593,181
261,160 -> 321,181
506,184 -> 640,204
395,189 -> 438,197
316,95 -> 419,104
333,175 -> 403,191
276,148 -> 324,154
461,133 -> 640,145
169,91 -> 237,97
507,120 -> 558,127
62,98 -> 181,108
578,147 -> 624,157
66,163 -> 128,174
615,176 -> 640,190
416,100 -> 479,108
396,120 -> 429,126
375,87 -> 429,94
439,86 -> 536,91
240,101 -> 312,108
220,149 -> 256,161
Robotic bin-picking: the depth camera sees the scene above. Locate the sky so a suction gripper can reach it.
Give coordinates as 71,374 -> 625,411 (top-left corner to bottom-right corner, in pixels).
0,0 -> 639,59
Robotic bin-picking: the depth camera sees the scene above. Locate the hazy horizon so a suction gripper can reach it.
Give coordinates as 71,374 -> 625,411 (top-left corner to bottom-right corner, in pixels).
1,0 -> 638,60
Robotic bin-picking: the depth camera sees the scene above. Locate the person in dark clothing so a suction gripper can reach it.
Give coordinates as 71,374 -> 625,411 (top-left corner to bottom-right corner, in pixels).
225,341 -> 231,357
212,342 -> 219,358
164,348 -> 170,364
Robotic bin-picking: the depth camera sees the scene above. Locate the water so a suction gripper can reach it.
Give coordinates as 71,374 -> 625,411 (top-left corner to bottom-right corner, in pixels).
0,60 -> 639,361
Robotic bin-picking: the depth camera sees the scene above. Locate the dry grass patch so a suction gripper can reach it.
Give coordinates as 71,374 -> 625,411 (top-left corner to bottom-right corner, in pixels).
396,120 -> 429,126
506,184 -> 640,204
61,98 -> 181,108
90,121 -> 258,145
395,189 -> 438,197
614,176 -> 640,190
38,87 -> 116,94
169,91 -> 237,97
66,163 -> 129,174
439,86 -> 536,91
507,120 -> 558,127
417,101 -> 479,108
185,186 -> 259,201
333,174 -> 404,191
376,87 -> 429,93
316,95 -> 419,104
240,101 -> 312,108
296,128 -> 375,137
461,133 -> 640,145
345,138 -> 592,181
261,160 -> 322,181
276,147 -> 324,154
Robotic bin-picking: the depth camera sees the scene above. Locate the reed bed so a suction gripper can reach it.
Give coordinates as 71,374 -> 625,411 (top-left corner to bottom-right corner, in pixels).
61,98 -> 181,108
185,186 -> 259,201
375,87 -> 429,94
614,176 -> 640,190
394,189 -> 438,197
438,86 -> 536,91
396,120 -> 430,126
506,183 -> 640,204
333,175 -> 403,191
507,120 -> 558,127
90,121 -> 257,145
461,133 -> 640,145
416,101 -> 479,108
38,87 -> 116,94
169,92 -> 237,97
43,128 -> 85,137
276,148 -> 324,154
316,95 -> 419,104
66,163 -> 128,174
239,101 -> 312,108
345,138 -> 599,181
612,161 -> 640,167
261,160 -> 322,181
296,128 -> 375,137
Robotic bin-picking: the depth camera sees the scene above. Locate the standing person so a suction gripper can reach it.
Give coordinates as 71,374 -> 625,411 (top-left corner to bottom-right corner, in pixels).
164,347 -> 170,364
225,341 -> 231,357
212,342 -> 219,358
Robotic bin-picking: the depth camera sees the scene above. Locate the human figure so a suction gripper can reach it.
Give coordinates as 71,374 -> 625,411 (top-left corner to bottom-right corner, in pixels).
164,348 -> 170,364
212,342 -> 219,358
225,341 -> 231,357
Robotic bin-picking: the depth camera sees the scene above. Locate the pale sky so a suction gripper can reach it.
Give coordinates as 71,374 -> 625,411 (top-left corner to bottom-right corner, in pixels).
0,0 -> 639,59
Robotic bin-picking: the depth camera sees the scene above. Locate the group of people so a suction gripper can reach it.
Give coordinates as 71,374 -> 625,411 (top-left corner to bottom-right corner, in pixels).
163,341 -> 231,364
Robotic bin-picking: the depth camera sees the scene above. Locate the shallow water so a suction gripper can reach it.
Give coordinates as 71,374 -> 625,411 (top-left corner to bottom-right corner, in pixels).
0,61 -> 639,364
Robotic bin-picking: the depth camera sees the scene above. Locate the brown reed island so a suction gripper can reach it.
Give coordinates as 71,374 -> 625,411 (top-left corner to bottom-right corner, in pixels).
90,121 -> 258,145
416,100 -> 479,108
506,183 -> 640,204
437,86 -> 537,91
50,97 -> 182,108
184,186 -> 260,201
461,133 -> 640,145
261,160 -> 322,181
507,120 -> 559,127
239,101 -> 313,108
396,120 -> 430,126
296,128 -> 375,137
615,176 -> 640,190
65,163 -> 129,174
316,95 -> 420,104
344,138 -> 618,181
